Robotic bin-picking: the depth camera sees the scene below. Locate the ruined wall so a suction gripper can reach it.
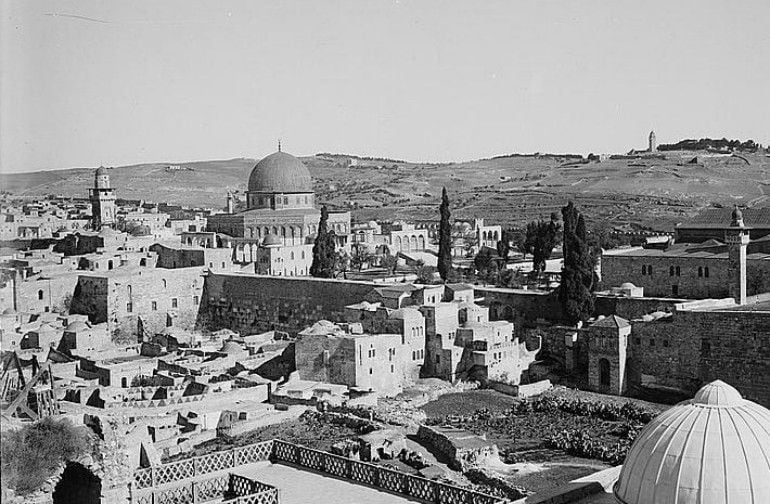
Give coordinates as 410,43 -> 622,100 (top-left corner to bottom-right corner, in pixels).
476,287 -> 563,325
595,295 -> 682,320
200,274 -> 377,335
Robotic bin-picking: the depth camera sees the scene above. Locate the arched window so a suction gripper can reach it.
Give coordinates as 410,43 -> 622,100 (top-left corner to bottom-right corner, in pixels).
127,285 -> 132,296
599,358 -> 611,387
301,251 -> 305,259
676,266 -> 680,276
648,265 -> 653,275
290,252 -> 294,260
698,267 -> 703,277
642,265 -> 647,275
38,289 -> 44,300
162,279 -> 167,289
669,266 -> 674,276
704,267 -> 709,278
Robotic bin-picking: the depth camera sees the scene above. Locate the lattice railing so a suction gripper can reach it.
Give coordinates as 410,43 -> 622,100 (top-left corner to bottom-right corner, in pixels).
133,440 -> 273,489
132,473 -> 275,504
271,440 -> 503,504
133,439 -> 503,504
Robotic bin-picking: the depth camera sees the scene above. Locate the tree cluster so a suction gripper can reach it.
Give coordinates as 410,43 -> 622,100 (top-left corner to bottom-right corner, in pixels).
523,213 -> 561,274
657,137 -> 759,152
1,417 -> 95,495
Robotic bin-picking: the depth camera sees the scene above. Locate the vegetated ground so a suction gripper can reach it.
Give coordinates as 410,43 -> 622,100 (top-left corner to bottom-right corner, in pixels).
4,150 -> 769,232
420,387 -> 666,493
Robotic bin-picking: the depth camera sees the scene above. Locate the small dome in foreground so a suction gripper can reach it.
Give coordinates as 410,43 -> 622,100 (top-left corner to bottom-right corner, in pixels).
614,380 -> 770,504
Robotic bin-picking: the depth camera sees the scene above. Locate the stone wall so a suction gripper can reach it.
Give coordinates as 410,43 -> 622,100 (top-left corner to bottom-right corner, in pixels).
628,309 -> 770,407
200,274 -> 378,335
476,287 -> 563,325
601,254 -> 770,299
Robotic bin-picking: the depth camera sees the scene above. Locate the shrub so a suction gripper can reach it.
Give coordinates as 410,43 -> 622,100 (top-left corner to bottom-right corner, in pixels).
0,417 -> 94,494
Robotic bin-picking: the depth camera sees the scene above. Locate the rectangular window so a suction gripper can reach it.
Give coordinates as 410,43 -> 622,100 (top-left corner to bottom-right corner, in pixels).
193,296 -> 199,305
127,302 -> 133,313
650,338 -> 655,347
171,298 -> 178,308
152,301 -> 157,311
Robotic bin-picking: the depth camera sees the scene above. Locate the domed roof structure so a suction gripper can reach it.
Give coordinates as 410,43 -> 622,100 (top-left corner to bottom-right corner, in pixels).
65,321 -> 90,332
731,206 -> 744,227
219,341 -> 243,354
262,233 -> 282,246
620,282 -> 637,289
95,166 -> 107,176
247,151 -> 312,194
614,380 -> 770,504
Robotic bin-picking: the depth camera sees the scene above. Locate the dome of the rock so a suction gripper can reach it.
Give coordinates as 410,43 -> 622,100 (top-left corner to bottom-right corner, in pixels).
247,151 -> 312,194
614,379 -> 770,504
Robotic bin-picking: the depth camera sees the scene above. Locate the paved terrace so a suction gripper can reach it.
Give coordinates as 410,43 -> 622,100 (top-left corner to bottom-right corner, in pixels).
235,462 -> 420,504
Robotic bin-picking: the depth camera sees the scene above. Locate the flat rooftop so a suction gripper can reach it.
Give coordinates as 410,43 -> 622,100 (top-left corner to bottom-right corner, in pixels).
235,462 -> 420,504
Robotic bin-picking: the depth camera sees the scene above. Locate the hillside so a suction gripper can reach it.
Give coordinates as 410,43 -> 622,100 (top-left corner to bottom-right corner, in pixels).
3,151 -> 769,231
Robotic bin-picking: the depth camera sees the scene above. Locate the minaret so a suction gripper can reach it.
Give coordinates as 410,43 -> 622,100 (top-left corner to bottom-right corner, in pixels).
89,167 -> 117,230
226,191 -> 234,214
648,131 -> 656,152
725,206 -> 749,305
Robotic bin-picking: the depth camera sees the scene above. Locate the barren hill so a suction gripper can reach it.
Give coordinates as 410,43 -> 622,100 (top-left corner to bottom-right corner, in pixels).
3,151 -> 769,231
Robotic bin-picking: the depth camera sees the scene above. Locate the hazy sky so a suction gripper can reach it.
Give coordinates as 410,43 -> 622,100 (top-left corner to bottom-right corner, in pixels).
2,0 -> 768,173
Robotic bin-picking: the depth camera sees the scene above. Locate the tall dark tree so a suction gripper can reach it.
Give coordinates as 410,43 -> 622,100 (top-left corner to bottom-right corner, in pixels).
523,213 -> 561,274
438,187 -> 452,281
310,206 -> 336,278
496,230 -> 511,261
559,201 -> 595,325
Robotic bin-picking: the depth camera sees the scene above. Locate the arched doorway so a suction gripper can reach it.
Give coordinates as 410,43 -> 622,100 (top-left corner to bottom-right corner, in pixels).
599,358 -> 611,387
53,462 -> 101,504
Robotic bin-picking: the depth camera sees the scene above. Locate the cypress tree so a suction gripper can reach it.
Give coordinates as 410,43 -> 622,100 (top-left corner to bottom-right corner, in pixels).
559,201 -> 595,325
438,187 -> 452,281
310,206 -> 336,278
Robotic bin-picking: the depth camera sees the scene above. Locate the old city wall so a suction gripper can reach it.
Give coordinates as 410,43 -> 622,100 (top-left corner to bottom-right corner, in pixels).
628,309 -> 770,407
200,274 -> 378,335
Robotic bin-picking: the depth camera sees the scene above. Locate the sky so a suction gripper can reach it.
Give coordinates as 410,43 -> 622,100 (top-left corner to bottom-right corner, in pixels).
1,0 -> 769,173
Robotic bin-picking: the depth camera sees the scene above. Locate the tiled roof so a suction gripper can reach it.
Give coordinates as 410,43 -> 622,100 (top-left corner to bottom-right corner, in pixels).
590,314 -> 630,329
679,207 -> 770,228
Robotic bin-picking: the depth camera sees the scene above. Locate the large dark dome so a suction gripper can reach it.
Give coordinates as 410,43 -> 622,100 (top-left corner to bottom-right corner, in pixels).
247,151 -> 312,194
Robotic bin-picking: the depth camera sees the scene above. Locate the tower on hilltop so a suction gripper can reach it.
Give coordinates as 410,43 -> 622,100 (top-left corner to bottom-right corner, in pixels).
648,130 -> 656,152
89,166 -> 117,230
725,206 -> 749,305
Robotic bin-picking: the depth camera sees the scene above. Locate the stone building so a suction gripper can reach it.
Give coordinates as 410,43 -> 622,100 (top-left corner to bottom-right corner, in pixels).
294,320 -> 411,396
89,167 -> 117,230
601,208 -> 763,299
587,315 -> 631,395
254,234 -> 314,276
70,266 -> 205,339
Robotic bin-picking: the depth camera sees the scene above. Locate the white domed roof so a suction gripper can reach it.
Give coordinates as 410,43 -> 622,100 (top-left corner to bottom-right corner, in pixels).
247,151 -> 312,194
620,282 -> 637,289
614,380 -> 770,504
